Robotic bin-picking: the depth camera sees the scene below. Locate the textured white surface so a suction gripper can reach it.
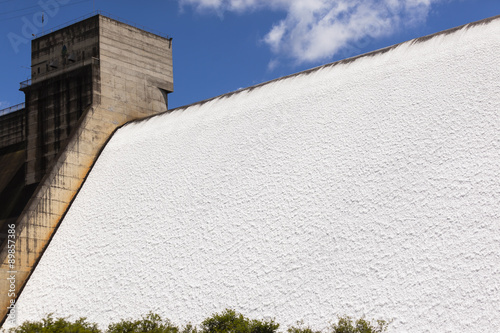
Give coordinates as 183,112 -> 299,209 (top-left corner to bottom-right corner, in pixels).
10,19 -> 500,332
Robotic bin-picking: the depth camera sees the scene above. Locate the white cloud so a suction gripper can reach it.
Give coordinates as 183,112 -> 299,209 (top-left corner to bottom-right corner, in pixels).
267,58 -> 280,71
180,0 -> 223,11
179,0 -> 450,64
264,21 -> 287,53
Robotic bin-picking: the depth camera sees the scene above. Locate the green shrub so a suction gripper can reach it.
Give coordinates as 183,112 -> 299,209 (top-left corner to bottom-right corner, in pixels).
287,320 -> 321,333
5,311 -> 389,333
7,314 -> 99,333
331,316 -> 389,333
107,313 -> 179,333
287,328 -> 320,333
179,324 -> 198,333
200,309 -> 278,333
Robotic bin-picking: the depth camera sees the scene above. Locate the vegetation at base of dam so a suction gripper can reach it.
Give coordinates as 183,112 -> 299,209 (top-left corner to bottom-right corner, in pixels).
3,309 -> 389,333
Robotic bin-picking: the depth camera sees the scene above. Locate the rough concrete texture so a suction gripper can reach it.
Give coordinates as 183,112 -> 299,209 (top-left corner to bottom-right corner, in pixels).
98,15 -> 173,117
30,15 -> 99,82
25,16 -> 99,185
7,18 -> 500,333
0,15 -> 172,325
0,110 -> 25,149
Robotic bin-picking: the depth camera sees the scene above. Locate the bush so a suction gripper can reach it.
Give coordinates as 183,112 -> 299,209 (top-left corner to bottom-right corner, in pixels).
287,320 -> 321,333
7,314 -> 99,333
331,316 -> 389,333
200,309 -> 278,333
107,313 -> 179,333
5,311 -> 388,333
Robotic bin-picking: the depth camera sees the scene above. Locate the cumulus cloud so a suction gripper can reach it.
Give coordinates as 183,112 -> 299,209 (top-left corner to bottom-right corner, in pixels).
179,0 -> 449,64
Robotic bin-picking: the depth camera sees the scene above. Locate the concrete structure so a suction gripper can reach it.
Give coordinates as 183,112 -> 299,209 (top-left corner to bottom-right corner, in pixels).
22,14 -> 173,185
2,14 -> 500,333
0,13 -> 173,325
0,105 -> 32,241
4,15 -> 500,333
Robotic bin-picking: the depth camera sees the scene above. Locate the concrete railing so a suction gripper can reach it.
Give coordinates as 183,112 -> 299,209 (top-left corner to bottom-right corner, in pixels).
19,80 -> 31,90
0,103 -> 25,117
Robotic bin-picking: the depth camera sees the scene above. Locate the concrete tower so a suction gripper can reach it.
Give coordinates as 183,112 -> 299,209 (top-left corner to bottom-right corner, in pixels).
0,13 -> 173,324
22,14 -> 173,184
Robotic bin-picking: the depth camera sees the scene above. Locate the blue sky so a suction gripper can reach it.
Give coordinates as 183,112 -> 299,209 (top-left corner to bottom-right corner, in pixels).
0,0 -> 499,110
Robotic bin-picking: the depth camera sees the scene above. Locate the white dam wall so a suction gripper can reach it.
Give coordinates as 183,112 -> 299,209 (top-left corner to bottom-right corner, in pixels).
9,17 -> 500,332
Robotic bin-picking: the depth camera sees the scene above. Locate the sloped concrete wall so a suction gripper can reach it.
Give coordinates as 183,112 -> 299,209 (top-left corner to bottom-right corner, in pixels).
8,18 -> 500,333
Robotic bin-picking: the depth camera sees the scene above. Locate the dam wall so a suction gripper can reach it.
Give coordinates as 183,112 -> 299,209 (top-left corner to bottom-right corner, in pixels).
6,17 -> 500,333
